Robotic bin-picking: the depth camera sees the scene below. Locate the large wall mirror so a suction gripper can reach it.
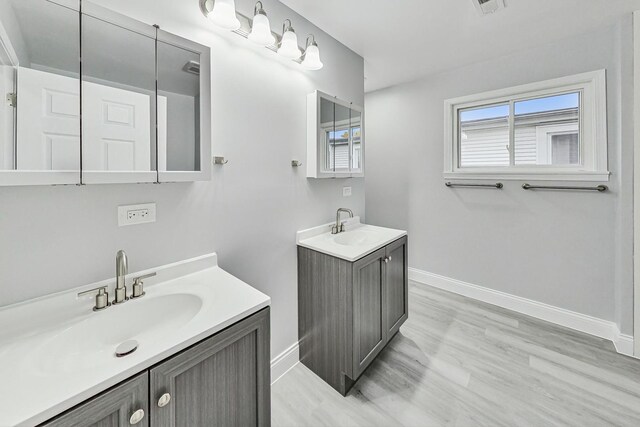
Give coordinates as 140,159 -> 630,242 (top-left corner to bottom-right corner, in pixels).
0,0 -> 211,186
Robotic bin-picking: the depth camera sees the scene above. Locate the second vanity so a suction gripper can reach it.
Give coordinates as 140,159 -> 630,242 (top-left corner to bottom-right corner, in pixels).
297,217 -> 408,396
0,254 -> 270,426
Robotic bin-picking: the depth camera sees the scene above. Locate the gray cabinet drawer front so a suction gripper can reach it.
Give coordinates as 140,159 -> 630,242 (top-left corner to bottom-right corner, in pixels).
150,308 -> 270,427
41,373 -> 148,427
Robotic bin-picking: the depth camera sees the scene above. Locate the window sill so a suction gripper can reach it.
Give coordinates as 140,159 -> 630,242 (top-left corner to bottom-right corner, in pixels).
443,170 -> 611,182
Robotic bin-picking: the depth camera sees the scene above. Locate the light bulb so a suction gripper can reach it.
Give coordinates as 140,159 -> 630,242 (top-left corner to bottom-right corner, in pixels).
208,0 -> 240,31
249,12 -> 275,46
278,20 -> 300,60
302,42 -> 323,71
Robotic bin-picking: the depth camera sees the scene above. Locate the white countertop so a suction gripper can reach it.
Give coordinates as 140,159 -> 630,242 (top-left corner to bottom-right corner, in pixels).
0,253 -> 270,427
297,218 -> 407,261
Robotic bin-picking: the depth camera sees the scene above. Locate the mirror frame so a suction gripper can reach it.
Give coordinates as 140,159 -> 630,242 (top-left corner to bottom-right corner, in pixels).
0,0 -> 211,186
307,90 -> 364,179
156,29 -> 211,183
349,102 -> 365,178
0,0 -> 81,186
80,2 -> 159,185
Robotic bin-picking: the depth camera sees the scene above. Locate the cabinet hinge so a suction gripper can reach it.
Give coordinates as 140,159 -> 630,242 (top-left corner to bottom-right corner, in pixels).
6,93 -> 16,108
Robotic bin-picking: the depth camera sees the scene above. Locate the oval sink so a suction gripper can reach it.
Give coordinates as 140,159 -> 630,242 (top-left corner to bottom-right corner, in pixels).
333,229 -> 380,246
33,293 -> 202,374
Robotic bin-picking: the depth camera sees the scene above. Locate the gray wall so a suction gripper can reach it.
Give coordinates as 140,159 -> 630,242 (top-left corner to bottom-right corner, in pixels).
365,17 -> 634,334
0,0 -> 365,360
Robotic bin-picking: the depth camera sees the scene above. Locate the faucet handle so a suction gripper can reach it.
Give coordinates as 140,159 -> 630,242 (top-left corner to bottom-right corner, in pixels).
131,272 -> 156,299
77,286 -> 111,311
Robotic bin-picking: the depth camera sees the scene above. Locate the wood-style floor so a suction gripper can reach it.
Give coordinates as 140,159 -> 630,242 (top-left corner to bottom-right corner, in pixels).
272,281 -> 640,426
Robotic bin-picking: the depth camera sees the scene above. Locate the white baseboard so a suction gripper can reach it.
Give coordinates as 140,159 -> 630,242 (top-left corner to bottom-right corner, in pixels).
613,331 -> 635,357
409,268 -> 636,358
271,341 -> 299,384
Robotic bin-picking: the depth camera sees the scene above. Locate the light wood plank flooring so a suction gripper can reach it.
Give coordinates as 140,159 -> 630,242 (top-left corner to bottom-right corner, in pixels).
272,281 -> 640,426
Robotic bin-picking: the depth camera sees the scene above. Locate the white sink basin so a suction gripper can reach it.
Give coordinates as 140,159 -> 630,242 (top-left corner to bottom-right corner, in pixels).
34,293 -> 203,375
333,229 -> 380,246
0,253 -> 271,427
297,219 -> 407,262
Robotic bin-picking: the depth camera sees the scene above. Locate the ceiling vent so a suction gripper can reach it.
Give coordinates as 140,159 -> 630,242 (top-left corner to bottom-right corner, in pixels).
473,0 -> 505,15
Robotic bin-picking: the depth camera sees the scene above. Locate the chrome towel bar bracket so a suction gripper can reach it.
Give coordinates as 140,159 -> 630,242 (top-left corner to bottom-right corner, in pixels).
445,182 -> 503,189
522,183 -> 608,192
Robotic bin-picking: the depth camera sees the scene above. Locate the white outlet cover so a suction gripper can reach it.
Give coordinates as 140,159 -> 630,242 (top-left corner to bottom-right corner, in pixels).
343,187 -> 352,197
118,203 -> 156,227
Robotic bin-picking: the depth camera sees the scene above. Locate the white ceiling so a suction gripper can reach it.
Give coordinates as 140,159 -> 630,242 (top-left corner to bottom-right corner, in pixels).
280,0 -> 640,92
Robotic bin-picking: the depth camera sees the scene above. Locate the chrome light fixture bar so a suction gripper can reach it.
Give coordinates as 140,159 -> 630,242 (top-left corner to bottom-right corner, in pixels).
199,0 -> 320,69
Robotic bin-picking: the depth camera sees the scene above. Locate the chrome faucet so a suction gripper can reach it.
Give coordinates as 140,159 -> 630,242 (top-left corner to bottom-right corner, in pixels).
332,208 -> 354,234
77,250 -> 156,312
114,250 -> 128,304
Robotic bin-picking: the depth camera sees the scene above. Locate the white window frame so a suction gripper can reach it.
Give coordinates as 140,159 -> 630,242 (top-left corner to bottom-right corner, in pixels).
444,70 -> 609,181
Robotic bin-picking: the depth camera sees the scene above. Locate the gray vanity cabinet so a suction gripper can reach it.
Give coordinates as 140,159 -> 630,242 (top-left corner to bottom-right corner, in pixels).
298,236 -> 408,396
150,307 -> 271,426
42,373 -> 149,427
40,308 -> 270,427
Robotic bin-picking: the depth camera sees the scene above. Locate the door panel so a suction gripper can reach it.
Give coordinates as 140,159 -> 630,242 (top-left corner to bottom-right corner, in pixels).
386,236 -> 408,337
41,373 -> 148,427
352,248 -> 386,377
16,67 -> 79,171
151,308 -> 270,427
82,82 -> 151,172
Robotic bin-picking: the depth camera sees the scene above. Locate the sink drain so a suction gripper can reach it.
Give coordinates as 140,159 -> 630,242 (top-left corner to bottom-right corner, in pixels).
115,340 -> 139,358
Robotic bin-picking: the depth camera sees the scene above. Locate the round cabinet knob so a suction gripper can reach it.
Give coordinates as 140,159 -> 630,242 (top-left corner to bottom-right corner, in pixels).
158,392 -> 171,408
388,256 -> 392,262
129,409 -> 145,425
383,257 -> 390,263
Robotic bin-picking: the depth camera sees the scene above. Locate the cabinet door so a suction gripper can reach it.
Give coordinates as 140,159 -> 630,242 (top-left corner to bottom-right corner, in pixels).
150,308 -> 270,427
42,373 -> 148,427
385,236 -> 408,337
352,248 -> 387,377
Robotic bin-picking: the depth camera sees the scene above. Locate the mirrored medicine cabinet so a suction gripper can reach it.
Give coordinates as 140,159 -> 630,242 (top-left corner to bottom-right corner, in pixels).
307,90 -> 364,179
0,0 -> 211,186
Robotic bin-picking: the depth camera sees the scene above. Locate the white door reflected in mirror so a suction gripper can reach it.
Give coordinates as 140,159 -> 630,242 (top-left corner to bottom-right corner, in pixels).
82,82 -> 151,172
16,67 -> 80,171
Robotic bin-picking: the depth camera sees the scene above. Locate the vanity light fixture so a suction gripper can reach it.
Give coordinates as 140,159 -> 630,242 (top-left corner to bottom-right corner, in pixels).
301,35 -> 323,71
277,19 -> 301,60
198,1 -> 322,71
203,0 -> 240,31
248,1 -> 275,46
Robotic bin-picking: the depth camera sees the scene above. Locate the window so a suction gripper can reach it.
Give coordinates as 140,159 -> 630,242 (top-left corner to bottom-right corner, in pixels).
444,70 -> 608,181
326,127 -> 350,170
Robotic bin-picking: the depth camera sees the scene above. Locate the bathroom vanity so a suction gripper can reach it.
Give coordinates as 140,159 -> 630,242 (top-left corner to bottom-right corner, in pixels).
297,219 -> 408,395
0,254 -> 271,426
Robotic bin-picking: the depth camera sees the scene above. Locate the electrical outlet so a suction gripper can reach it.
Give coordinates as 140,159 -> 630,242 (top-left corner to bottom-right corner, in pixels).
343,186 -> 352,197
118,203 -> 156,227
127,209 -> 149,221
